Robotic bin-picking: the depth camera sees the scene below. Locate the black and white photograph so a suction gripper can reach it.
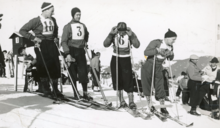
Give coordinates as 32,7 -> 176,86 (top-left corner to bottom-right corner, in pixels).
0,0 -> 220,128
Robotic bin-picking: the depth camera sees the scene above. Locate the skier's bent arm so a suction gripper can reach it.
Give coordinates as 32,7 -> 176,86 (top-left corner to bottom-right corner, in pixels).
61,25 -> 71,56
103,34 -> 114,47
19,18 -> 37,41
144,41 -> 160,56
130,32 -> 140,48
83,24 -> 89,43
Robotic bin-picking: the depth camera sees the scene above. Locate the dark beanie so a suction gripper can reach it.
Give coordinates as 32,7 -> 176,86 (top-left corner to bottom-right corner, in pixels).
71,7 -> 81,18
181,71 -> 186,76
210,57 -> 219,63
164,29 -> 177,38
41,2 -> 53,12
117,22 -> 127,31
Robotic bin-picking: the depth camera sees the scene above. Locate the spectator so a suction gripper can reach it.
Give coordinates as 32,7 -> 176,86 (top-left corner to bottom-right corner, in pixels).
186,54 -> 204,116
175,72 -> 186,100
90,52 -> 101,92
179,72 -> 189,105
2,50 -> 7,77
0,45 -> 5,77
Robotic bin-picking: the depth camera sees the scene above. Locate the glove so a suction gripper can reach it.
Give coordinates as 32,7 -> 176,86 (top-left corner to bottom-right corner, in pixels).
126,27 -> 133,37
85,43 -> 89,49
164,50 -> 173,57
65,54 -> 75,67
54,38 -> 59,44
33,37 -> 42,47
157,48 -> 168,57
110,26 -> 118,35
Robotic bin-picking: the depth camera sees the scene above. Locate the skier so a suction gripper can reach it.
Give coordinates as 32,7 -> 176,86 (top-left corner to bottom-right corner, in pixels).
61,7 -> 93,100
103,22 -> 140,109
141,29 -> 177,116
19,2 -> 62,97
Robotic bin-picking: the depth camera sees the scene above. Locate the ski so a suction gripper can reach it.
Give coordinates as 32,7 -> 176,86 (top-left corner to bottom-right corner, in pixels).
138,110 -> 152,120
29,91 -> 89,109
123,107 -> 140,117
166,115 -> 194,127
66,96 -> 118,111
123,107 -> 151,120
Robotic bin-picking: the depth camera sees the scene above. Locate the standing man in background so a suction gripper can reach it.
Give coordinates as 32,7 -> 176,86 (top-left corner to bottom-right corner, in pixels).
90,52 -> 101,92
186,54 -> 204,116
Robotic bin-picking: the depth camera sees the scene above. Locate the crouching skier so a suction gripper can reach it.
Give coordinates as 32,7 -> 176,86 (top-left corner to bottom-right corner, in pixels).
103,22 -> 140,110
19,2 -> 62,98
61,7 -> 93,101
141,29 -> 177,116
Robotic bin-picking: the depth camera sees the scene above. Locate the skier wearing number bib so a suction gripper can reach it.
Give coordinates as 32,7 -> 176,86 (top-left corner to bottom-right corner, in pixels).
61,7 -> 93,101
141,29 -> 177,116
19,2 -> 61,97
103,22 -> 140,110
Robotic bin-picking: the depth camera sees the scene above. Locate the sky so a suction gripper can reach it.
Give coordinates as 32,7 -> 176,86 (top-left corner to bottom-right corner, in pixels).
0,0 -> 219,65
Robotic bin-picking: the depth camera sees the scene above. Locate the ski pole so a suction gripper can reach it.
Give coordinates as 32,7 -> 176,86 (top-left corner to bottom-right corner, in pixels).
84,47 -> 112,106
59,56 -> 63,93
116,35 -> 119,108
54,43 -> 81,101
37,46 -> 59,103
168,58 -> 179,119
149,56 -> 156,108
128,41 -> 143,106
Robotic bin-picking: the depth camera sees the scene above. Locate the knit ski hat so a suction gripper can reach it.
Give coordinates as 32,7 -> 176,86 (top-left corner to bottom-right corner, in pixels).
41,2 -> 53,12
117,22 -> 127,31
181,71 -> 187,76
71,7 -> 81,18
210,57 -> 219,63
164,29 -> 177,38
190,54 -> 199,60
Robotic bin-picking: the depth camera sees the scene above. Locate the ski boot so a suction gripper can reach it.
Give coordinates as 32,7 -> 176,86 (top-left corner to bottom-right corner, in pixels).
129,102 -> 137,110
159,98 -> 169,116
128,93 -> 137,110
143,96 -> 154,116
160,108 -> 169,117
83,92 -> 93,101
119,101 -> 128,108
211,111 -> 220,120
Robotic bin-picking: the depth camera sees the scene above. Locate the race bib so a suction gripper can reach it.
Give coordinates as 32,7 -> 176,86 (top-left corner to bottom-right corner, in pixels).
71,23 -> 85,40
114,34 -> 130,48
41,19 -> 54,35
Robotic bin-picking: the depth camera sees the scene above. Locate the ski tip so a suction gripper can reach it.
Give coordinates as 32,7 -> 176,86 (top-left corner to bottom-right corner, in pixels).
53,100 -> 61,104
186,123 -> 194,127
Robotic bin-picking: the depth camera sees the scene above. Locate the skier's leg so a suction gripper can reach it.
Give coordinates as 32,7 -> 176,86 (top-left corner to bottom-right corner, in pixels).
40,77 -> 52,96
118,90 -> 128,108
120,57 -> 136,110
154,65 -> 169,116
141,60 -> 154,112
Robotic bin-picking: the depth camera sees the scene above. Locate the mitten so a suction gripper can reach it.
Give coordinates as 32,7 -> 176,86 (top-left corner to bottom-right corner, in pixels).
110,26 -> 118,35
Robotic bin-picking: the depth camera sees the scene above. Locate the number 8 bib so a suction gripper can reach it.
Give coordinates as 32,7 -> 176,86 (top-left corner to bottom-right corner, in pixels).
71,23 -> 85,40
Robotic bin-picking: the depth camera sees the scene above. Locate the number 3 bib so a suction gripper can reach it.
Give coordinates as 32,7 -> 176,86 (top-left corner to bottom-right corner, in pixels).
71,23 -> 85,40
